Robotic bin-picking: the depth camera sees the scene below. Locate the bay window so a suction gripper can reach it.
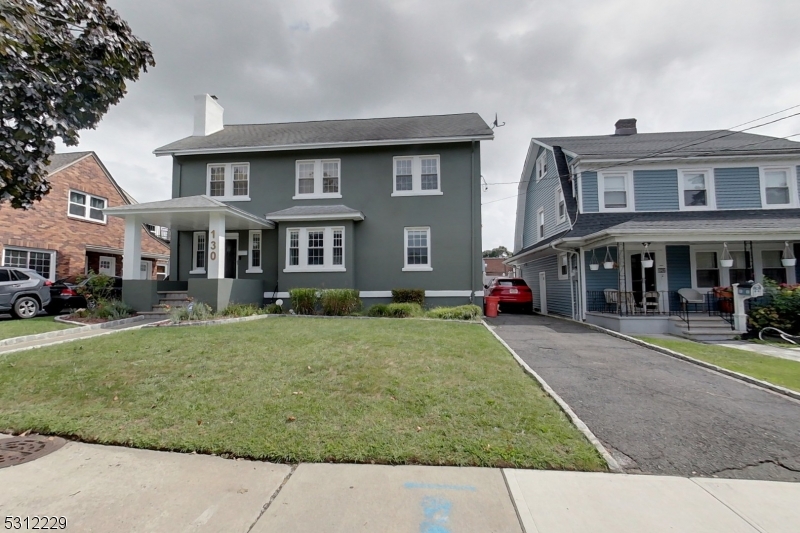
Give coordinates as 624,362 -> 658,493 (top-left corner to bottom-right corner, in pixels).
284,227 -> 345,271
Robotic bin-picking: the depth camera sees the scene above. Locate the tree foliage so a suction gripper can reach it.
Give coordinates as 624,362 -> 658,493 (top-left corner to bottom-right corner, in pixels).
482,245 -> 510,258
0,0 -> 155,208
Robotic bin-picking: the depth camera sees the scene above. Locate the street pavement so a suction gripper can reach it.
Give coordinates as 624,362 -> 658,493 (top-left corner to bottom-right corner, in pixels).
1,440 -> 799,532
486,314 -> 800,481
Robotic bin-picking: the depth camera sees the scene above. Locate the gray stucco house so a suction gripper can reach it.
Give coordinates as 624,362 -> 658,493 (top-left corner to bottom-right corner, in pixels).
106,95 -> 492,312
506,118 -> 800,339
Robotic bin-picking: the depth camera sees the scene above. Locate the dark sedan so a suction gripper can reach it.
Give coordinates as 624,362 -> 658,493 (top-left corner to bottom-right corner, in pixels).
46,275 -> 122,314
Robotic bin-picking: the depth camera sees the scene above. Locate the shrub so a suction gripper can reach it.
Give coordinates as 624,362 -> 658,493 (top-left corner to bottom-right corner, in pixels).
264,303 -> 283,314
320,289 -> 361,316
747,281 -> 800,334
170,302 -> 214,323
93,299 -> 135,320
76,269 -> 114,303
391,289 -> 425,306
290,288 -> 318,315
219,303 -> 263,318
426,305 -> 482,321
368,302 -> 423,318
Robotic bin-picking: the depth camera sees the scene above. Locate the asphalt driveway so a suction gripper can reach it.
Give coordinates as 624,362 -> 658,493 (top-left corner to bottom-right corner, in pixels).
486,314 -> 800,481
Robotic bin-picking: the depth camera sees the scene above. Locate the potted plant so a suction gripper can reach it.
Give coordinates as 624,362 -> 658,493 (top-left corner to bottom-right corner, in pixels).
603,247 -> 615,270
589,249 -> 600,271
781,241 -> 796,267
713,286 -> 734,314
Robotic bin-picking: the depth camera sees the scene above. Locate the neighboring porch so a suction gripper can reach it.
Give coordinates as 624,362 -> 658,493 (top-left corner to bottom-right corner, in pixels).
581,239 -> 799,339
105,195 -> 274,313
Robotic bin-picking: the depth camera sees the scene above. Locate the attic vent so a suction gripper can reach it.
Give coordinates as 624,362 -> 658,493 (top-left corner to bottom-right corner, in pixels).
614,118 -> 637,136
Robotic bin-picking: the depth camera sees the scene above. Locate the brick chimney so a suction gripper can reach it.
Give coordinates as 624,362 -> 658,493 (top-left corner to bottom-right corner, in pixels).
193,94 -> 224,136
614,118 -> 637,136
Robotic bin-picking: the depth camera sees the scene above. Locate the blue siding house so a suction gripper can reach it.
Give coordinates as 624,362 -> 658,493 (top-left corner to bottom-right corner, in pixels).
507,118 -> 800,339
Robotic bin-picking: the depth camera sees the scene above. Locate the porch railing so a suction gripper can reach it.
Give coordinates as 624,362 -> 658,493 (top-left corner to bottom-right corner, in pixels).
705,292 -> 734,330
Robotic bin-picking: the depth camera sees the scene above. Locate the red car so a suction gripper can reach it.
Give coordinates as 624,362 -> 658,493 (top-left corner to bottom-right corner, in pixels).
486,277 -> 533,313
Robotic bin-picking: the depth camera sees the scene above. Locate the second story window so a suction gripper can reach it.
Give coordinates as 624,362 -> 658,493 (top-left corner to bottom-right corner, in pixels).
679,169 -> 714,210
535,152 -> 548,181
556,188 -> 566,224
392,155 -> 442,196
598,172 -> 633,212
294,160 -> 341,199
206,163 -> 250,200
761,167 -> 797,208
68,190 -> 107,223
537,208 -> 545,240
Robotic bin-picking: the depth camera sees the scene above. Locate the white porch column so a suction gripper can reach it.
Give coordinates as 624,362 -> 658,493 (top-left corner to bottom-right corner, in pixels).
207,212 -> 226,279
122,216 -> 142,280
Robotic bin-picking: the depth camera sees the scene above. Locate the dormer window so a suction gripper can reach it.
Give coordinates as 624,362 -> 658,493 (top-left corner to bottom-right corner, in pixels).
206,163 -> 249,200
294,159 -> 341,199
535,152 -> 548,182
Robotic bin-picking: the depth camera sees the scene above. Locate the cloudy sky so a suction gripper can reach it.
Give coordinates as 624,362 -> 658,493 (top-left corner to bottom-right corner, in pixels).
59,0 -> 800,251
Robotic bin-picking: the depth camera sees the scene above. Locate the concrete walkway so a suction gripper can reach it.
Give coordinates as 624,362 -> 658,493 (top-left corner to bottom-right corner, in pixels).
1,439 -> 798,532
710,339 -> 800,363
486,314 -> 800,481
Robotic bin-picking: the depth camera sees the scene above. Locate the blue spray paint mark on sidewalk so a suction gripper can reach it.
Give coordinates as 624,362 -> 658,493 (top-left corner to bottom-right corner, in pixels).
404,482 -> 477,492
420,496 -> 452,533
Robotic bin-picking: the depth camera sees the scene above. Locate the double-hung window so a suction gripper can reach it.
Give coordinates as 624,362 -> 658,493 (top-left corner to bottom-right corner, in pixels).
599,172 -> 632,211
2,247 -> 56,281
729,250 -> 752,286
558,253 -> 569,280
392,156 -> 442,196
206,163 -> 250,200
535,152 -> 548,182
679,169 -> 714,209
294,160 -> 341,199
191,232 -> 207,274
284,227 -> 345,271
68,190 -> 107,223
556,188 -> 567,224
694,251 -> 719,288
247,230 -> 262,273
537,208 -> 545,240
761,167 -> 797,208
762,250 -> 787,284
403,227 -> 431,271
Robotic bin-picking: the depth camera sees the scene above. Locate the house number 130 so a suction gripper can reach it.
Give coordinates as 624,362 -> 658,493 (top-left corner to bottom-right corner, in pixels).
210,230 -> 217,261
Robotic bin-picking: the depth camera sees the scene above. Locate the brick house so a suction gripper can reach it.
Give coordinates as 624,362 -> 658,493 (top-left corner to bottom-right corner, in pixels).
0,152 -> 169,282
483,257 -> 513,287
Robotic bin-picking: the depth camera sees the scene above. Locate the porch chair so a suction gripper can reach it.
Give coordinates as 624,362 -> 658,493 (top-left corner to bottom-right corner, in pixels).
643,291 -> 660,314
677,288 -> 705,313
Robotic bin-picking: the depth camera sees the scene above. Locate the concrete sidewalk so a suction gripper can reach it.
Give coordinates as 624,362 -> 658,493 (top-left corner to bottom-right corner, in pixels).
1,439 -> 798,532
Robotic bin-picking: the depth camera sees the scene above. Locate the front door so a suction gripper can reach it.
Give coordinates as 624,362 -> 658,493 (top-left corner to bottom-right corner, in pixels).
99,256 -> 116,277
139,260 -> 151,280
224,239 -> 237,279
631,253 -> 657,309
539,271 -> 548,314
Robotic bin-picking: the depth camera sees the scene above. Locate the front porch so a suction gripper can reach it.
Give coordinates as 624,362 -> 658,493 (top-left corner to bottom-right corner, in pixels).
105,196 -> 274,312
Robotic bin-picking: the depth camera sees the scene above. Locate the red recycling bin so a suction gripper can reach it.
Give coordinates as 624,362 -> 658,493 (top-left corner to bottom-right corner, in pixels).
484,296 -> 499,317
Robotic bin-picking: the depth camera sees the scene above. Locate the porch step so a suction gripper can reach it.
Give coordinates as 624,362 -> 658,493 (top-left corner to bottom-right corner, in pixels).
137,311 -> 171,319
157,291 -> 189,300
680,329 -> 740,342
158,297 -> 192,306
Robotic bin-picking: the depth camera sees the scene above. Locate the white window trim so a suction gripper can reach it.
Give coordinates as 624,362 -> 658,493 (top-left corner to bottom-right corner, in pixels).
557,252 -> 569,280
190,231 -> 207,274
283,227 -> 346,272
760,166 -> 799,209
555,187 -> 567,224
67,189 -> 108,224
535,152 -> 547,182
293,159 -> 343,200
403,226 -> 432,271
206,162 -> 251,201
246,230 -> 263,273
689,245 -> 722,292
537,207 -> 545,241
1,246 -> 57,281
678,169 -> 716,210
598,171 -> 634,212
392,155 -> 443,196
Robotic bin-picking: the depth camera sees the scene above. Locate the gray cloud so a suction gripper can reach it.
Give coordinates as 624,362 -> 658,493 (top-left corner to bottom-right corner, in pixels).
60,0 -> 800,250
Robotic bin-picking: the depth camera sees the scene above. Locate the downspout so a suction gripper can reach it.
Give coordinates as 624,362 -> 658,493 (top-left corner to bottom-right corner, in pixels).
551,241 -> 580,321
470,141 -> 475,304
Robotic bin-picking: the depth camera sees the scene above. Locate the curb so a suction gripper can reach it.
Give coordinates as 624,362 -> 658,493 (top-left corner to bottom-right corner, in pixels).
146,314 -> 279,328
481,320 -> 624,473
152,314 -> 483,327
0,320 -> 154,357
542,313 -> 800,403
0,315 -> 146,347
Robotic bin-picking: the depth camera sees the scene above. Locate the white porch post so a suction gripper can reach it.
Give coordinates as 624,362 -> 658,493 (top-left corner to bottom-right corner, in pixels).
207,212 -> 226,279
122,216 -> 142,280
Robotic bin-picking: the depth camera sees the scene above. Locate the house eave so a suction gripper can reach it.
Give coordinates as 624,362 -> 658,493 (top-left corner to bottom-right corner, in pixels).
153,134 -> 495,157
266,213 -> 365,222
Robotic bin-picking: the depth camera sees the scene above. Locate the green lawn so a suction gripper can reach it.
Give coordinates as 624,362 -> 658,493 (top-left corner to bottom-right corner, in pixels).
638,336 -> 800,393
0,318 -> 605,470
0,316 -> 76,341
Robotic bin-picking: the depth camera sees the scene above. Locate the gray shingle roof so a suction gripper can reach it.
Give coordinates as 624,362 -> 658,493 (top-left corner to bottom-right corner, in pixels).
536,131 -> 800,160
265,205 -> 364,221
105,195 -> 226,212
512,209 -> 800,258
155,113 -> 493,154
46,152 -> 92,174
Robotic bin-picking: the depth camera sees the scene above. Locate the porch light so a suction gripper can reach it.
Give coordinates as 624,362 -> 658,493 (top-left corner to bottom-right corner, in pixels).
589,249 -> 600,271
641,242 -> 654,269
720,242 -> 734,268
782,241 -> 797,267
603,247 -> 615,269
